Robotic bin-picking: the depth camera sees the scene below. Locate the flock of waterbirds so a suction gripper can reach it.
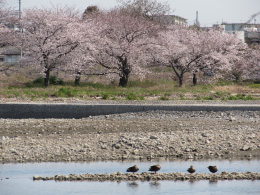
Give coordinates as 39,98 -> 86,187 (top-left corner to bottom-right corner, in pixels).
127,164 -> 218,174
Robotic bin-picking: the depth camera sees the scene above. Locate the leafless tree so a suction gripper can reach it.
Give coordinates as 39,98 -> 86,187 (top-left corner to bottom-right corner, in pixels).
117,0 -> 170,19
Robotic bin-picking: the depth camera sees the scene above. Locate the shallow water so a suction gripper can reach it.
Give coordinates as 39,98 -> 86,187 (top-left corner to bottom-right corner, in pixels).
1,159 -> 260,195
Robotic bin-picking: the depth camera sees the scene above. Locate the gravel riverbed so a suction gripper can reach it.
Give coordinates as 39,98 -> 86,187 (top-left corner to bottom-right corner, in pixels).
33,172 -> 260,182
1,110 -> 260,163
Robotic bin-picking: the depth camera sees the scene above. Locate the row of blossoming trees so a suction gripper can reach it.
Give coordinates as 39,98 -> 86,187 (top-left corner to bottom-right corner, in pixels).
1,0 -> 260,87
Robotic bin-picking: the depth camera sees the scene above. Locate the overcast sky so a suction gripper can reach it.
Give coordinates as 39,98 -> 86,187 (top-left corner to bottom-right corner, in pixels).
7,0 -> 260,26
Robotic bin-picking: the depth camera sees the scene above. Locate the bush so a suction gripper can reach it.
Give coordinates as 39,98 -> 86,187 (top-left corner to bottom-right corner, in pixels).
127,93 -> 137,100
102,93 -> 110,100
249,84 -> 260,88
195,96 -> 202,100
204,96 -> 215,100
33,77 -> 44,84
54,88 -> 76,97
228,94 -> 254,101
50,76 -> 64,85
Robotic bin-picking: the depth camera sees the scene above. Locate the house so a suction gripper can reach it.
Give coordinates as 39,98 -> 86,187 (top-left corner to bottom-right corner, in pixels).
0,46 -> 21,64
152,15 -> 188,26
213,23 -> 260,45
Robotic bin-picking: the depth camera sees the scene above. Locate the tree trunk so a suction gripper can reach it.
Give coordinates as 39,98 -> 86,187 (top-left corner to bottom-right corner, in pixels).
178,76 -> 183,87
233,71 -> 242,83
75,71 -> 81,86
170,63 -> 184,87
119,71 -> 130,87
193,73 -> 197,86
44,69 -> 50,87
118,56 -> 131,87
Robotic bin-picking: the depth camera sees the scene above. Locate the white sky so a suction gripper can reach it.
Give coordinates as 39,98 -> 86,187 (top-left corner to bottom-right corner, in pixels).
6,0 -> 260,26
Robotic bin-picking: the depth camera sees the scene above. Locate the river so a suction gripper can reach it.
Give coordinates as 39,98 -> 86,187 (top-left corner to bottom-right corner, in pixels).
1,159 -> 260,195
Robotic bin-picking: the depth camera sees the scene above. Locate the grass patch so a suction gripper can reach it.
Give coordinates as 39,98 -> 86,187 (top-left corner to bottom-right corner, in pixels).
203,95 -> 215,100
1,78 -> 260,101
227,94 -> 254,101
54,88 -> 78,97
249,84 -> 260,89
102,93 -> 110,100
127,93 -> 138,100
216,80 -> 234,86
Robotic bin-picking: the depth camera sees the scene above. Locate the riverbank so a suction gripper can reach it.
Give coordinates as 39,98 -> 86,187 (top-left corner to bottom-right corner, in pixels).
1,109 -> 260,163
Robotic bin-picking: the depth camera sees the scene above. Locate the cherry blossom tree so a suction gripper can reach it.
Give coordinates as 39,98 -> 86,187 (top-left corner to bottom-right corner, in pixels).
61,8 -> 106,86
234,45 -> 260,81
20,7 -> 86,87
155,26 -> 245,86
85,8 -> 159,87
191,29 -> 247,84
0,0 -> 19,46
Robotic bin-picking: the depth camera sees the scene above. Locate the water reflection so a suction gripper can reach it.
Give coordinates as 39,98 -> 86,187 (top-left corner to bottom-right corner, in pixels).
209,180 -> 218,185
127,181 -> 139,188
149,181 -> 161,189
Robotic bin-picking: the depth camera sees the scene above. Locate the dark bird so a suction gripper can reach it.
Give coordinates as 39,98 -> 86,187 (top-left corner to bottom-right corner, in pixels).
208,166 -> 218,173
187,165 -> 196,174
127,165 -> 139,174
149,164 -> 161,173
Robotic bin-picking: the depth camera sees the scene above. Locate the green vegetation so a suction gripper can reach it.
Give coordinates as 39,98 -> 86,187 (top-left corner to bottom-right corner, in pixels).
1,78 -> 260,101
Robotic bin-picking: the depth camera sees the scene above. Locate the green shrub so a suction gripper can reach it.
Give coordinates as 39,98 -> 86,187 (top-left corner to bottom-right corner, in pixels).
196,96 -> 202,100
160,96 -> 169,100
50,76 -> 64,85
228,94 -> 254,100
33,77 -> 44,84
54,88 -> 76,97
249,84 -> 260,88
102,93 -> 110,100
127,93 -> 137,100
140,96 -> 145,100
204,96 -> 215,100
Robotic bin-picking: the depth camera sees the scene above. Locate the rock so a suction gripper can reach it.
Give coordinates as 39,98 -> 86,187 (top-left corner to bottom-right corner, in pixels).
201,133 -> 209,137
1,110 -> 260,163
229,117 -> 236,122
33,175 -> 42,180
150,136 -> 158,140
113,144 -> 121,149
117,171 -> 123,175
241,145 -> 251,151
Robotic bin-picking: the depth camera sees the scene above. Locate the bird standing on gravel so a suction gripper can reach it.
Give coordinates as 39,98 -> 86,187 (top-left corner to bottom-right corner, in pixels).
187,165 -> 196,174
149,164 -> 161,173
208,166 -> 218,173
127,165 -> 139,174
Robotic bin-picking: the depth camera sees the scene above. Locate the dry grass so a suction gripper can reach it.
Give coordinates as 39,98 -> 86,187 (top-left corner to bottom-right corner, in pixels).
214,84 -> 260,94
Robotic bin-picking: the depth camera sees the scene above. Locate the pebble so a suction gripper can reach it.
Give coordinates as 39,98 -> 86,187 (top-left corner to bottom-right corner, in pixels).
0,110 -> 260,163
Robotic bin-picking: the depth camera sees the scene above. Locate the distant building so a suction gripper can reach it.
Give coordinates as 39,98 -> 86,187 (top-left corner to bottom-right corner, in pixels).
213,23 -> 260,45
0,47 -> 21,64
153,15 -> 188,26
1,10 -> 20,31
0,10 -> 21,64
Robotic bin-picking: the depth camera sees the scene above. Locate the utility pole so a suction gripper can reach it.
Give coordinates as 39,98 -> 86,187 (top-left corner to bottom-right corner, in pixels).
19,0 -> 21,20
18,0 -> 23,62
195,11 -> 200,27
